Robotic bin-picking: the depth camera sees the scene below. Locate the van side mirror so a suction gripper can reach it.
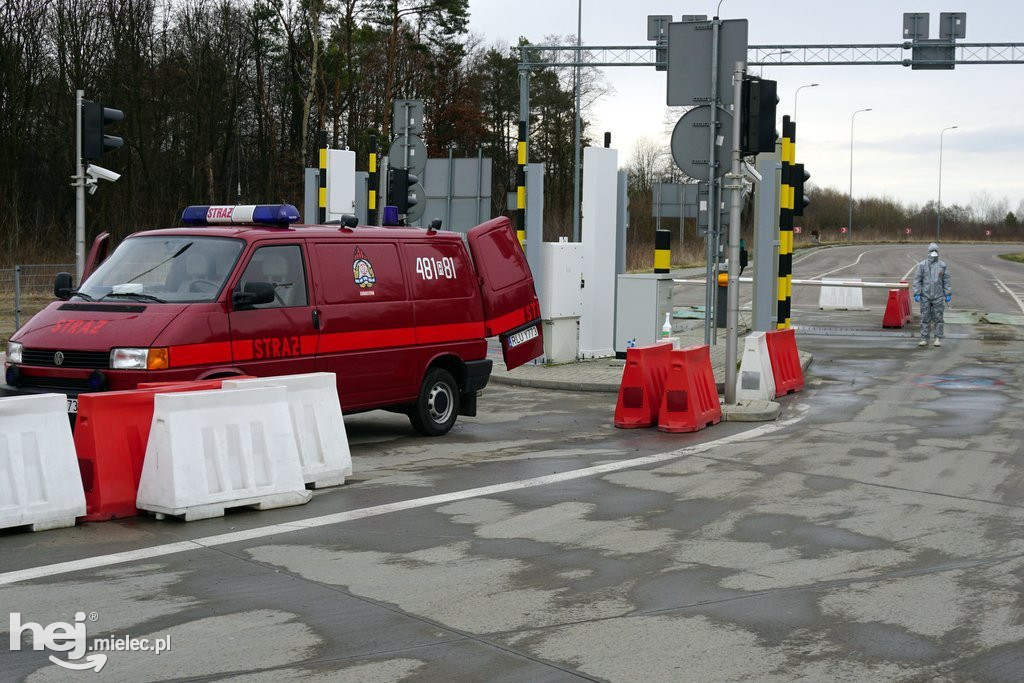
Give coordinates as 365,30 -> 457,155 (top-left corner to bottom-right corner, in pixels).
54,272 -> 74,299
341,214 -> 358,228
232,281 -> 275,309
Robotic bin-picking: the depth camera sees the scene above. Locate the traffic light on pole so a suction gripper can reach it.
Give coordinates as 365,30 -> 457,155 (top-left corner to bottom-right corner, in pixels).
387,167 -> 419,215
81,100 -> 124,160
740,76 -> 778,156
792,163 -> 810,216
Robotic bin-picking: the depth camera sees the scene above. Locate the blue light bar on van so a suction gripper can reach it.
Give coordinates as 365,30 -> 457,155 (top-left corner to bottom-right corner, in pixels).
180,204 -> 301,226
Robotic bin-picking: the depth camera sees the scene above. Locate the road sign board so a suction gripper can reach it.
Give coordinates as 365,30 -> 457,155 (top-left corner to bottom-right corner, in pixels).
904,227 -> 912,234
939,12 -> 966,40
388,134 -> 427,176
392,100 -> 424,135
666,19 -> 748,107
840,227 -> 848,234
793,226 -> 802,234
670,106 -> 734,179
903,13 -> 930,41
985,229 -> 992,236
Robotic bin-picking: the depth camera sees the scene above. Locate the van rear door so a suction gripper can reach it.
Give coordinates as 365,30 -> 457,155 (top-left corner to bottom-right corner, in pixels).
466,217 -> 544,370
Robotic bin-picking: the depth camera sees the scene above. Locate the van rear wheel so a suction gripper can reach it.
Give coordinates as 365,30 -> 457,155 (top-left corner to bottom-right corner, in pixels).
409,368 -> 460,436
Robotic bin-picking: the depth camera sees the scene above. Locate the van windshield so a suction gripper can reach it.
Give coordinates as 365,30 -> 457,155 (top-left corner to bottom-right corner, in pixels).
77,236 -> 244,303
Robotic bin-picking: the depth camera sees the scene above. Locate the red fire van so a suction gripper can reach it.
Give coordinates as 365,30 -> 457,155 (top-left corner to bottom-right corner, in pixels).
2,205 -> 543,436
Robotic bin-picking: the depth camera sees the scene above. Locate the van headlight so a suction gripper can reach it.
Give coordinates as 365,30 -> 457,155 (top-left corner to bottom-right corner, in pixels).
6,341 -> 23,364
110,347 -> 169,370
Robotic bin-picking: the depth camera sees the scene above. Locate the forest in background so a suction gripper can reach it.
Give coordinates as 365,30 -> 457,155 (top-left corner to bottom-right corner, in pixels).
2,0 -> 606,263
2,0 -> 1021,268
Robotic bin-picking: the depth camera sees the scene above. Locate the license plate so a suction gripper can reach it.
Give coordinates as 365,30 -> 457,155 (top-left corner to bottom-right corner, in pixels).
67,398 -> 78,414
507,326 -> 539,348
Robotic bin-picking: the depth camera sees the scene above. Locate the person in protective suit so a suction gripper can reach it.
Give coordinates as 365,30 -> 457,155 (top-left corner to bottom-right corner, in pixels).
911,242 -> 952,347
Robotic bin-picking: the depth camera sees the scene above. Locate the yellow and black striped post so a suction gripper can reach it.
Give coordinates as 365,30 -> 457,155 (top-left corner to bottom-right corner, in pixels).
367,135 -> 378,226
654,229 -> 671,273
516,120 -> 526,247
777,116 -> 795,329
318,130 -> 328,224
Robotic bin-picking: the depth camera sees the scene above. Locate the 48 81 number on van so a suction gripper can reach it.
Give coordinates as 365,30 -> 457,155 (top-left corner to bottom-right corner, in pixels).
415,256 -> 456,280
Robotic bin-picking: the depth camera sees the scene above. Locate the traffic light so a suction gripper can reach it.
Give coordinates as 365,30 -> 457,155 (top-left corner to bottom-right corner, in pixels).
81,100 -> 124,160
740,76 -> 778,155
793,163 -> 810,216
387,167 -> 419,214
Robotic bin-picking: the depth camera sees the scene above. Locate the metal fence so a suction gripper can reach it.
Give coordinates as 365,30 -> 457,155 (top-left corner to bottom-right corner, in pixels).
0,264 -> 74,331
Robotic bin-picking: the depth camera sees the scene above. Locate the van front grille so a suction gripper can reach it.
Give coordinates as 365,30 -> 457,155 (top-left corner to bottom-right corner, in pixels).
21,349 -> 109,369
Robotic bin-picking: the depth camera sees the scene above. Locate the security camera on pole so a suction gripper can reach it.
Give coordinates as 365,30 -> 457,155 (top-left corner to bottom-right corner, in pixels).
72,91 -> 124,283
387,100 -> 426,226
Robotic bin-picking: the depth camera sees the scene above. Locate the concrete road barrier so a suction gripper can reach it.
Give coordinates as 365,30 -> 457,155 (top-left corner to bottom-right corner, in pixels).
736,332 -> 777,402
0,393 -> 86,532
136,386 -> 311,521
223,373 -> 352,488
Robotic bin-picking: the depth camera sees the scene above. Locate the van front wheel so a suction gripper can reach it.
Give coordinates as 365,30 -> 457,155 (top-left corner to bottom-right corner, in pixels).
409,368 -> 460,436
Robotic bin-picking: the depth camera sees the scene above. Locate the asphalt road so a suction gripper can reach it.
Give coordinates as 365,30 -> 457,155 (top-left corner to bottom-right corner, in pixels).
2,243 -> 1023,682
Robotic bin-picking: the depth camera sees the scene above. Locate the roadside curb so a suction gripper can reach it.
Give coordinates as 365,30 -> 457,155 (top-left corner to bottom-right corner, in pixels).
722,399 -> 780,421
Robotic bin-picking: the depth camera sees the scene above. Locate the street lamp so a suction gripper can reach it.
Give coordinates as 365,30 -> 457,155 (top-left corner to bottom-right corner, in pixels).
937,125 -> 958,241
793,83 -> 819,120
759,49 -> 791,77
848,108 -> 872,239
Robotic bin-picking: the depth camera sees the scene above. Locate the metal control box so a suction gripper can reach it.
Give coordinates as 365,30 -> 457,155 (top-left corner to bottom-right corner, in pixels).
538,241 -> 584,318
614,274 -> 675,353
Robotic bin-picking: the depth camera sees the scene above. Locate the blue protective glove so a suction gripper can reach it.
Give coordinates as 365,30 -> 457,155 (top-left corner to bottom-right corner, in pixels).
914,294 -> 921,302
945,294 -> 951,303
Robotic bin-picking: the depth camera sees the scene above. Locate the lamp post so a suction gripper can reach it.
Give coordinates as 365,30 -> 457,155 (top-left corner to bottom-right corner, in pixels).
937,125 -> 958,241
848,108 -> 872,239
759,49 -> 791,77
793,83 -> 819,120
571,0 -> 582,241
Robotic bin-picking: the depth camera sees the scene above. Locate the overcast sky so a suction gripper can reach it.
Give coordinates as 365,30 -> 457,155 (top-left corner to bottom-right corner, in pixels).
467,1 -> 1024,213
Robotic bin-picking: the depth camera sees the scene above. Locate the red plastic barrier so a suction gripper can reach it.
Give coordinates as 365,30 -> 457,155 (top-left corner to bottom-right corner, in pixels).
74,378 -> 243,522
899,282 -> 913,322
765,328 -> 804,397
614,343 -> 672,428
658,345 -> 722,433
882,290 -> 912,328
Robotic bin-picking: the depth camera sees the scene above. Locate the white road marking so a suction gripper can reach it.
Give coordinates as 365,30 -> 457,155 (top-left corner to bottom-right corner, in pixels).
987,270 -> 1024,315
0,407 -> 808,587
807,248 -> 880,280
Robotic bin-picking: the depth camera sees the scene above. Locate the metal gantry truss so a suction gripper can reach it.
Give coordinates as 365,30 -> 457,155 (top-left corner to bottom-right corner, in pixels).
518,43 -> 1024,68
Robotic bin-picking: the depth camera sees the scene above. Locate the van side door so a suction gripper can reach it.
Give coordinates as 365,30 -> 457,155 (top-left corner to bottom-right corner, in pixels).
466,217 -> 544,370
311,241 -> 415,409
227,242 -> 317,376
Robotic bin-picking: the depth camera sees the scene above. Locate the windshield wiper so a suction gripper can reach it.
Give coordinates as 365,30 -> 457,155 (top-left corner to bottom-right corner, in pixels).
67,290 -> 97,302
122,241 -> 193,284
101,292 -> 167,303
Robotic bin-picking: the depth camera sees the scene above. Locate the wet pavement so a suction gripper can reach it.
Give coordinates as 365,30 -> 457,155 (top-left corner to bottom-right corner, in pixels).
2,243 -> 1024,682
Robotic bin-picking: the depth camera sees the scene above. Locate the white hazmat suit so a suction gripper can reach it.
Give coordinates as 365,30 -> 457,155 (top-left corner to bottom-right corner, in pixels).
911,242 -> 952,346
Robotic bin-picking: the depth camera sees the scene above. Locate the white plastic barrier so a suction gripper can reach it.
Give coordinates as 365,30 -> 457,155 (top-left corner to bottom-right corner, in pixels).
136,386 -> 311,521
223,373 -> 352,488
818,278 -> 867,310
0,394 -> 86,532
735,332 -> 776,402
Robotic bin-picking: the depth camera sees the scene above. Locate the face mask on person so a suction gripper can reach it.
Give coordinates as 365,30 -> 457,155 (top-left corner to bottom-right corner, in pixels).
929,250 -> 939,261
